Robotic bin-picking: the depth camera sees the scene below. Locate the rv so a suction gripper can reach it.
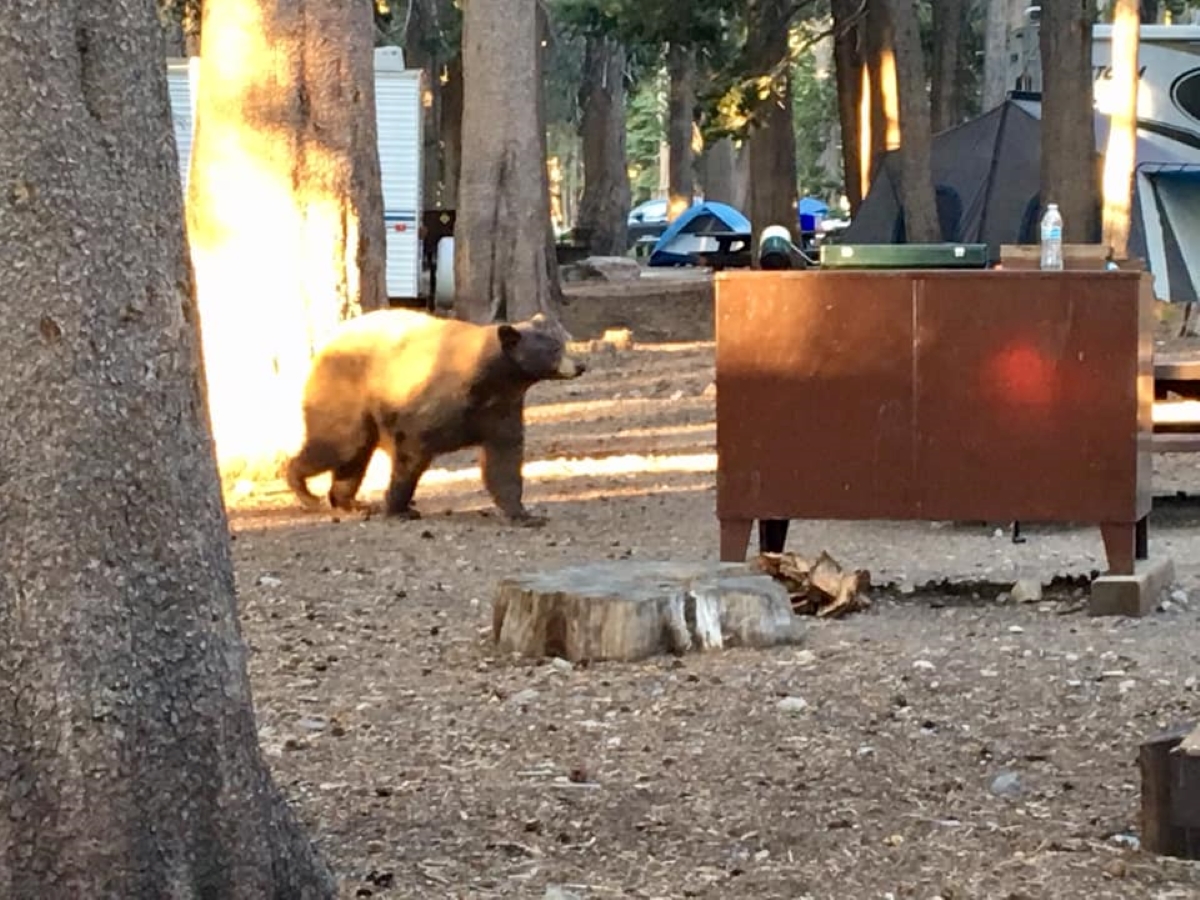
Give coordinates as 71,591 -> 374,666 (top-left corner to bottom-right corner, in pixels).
165,46 -> 423,303
1009,19 -> 1200,148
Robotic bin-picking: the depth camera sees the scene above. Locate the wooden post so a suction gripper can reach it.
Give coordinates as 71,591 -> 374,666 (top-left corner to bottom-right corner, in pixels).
1140,722 -> 1200,859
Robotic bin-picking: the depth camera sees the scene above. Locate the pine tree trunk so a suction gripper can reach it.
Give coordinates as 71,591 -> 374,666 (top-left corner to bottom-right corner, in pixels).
455,0 -> 563,323
441,51 -> 464,208
929,0 -> 963,132
403,0 -> 445,207
0,2 -> 334,897
885,0 -> 941,242
698,137 -> 738,204
1101,0 -> 1140,257
831,0 -> 866,212
577,34 -> 633,256
186,0 -> 388,479
666,43 -> 696,221
981,0 -> 1012,110
864,2 -> 898,193
1039,0 -> 1100,243
746,0 -> 800,242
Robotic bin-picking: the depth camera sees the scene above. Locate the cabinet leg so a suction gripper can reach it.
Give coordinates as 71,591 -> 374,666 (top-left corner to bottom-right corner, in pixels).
758,519 -> 790,554
1100,522 -> 1136,576
1136,515 -> 1149,562
719,519 -> 754,562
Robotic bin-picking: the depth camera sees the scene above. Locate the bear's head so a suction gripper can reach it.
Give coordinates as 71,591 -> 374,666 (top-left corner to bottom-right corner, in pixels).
498,313 -> 587,382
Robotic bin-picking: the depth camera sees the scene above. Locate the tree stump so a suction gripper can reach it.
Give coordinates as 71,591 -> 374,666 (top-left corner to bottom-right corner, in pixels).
1140,721 -> 1200,859
492,560 -> 806,663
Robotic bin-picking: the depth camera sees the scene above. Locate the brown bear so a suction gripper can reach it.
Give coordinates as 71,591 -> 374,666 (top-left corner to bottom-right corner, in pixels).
285,308 -> 586,524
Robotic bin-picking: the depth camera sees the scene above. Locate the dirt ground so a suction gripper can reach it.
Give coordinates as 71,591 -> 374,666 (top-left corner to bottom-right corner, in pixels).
228,280 -> 1200,899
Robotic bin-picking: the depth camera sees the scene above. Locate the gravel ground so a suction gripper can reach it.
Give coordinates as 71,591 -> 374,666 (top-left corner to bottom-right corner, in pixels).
227,320 -> 1200,899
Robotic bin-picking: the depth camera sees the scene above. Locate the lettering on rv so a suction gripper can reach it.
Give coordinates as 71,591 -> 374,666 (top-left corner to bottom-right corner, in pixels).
1093,64 -> 1148,81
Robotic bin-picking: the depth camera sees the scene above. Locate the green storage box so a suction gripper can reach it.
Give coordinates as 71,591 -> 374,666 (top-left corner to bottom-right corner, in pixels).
819,242 -> 991,270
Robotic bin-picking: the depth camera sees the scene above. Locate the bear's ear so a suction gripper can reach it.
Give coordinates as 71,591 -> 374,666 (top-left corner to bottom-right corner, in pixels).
498,324 -> 522,349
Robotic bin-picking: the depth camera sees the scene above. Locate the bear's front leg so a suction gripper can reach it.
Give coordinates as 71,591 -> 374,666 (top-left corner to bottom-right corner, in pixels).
383,441 -> 431,518
480,436 -> 543,527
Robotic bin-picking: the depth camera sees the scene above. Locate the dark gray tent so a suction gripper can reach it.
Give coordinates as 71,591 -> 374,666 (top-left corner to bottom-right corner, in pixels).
841,97 -> 1200,303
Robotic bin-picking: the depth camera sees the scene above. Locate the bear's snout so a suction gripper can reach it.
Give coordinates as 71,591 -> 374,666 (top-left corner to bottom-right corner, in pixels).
558,356 -> 586,378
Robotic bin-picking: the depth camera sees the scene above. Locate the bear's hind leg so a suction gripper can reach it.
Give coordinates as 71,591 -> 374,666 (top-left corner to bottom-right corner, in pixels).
328,438 -> 378,511
480,438 -> 542,527
383,440 -> 432,518
287,441 -> 341,510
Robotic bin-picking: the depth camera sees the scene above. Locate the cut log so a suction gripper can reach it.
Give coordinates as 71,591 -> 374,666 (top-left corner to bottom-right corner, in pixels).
493,560 -> 805,663
1140,722 -> 1200,859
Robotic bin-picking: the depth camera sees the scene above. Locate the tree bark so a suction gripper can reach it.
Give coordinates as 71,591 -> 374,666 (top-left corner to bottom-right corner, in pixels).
982,0 -> 1011,110
666,43 -> 696,221
929,0 -> 964,132
1040,0 -> 1100,243
187,0 -> 388,478
884,0 -> 940,242
0,2 -> 335,897
441,51 -> 464,208
862,2 -> 898,194
831,0 -> 866,212
1101,0 -> 1140,257
698,137 -> 738,204
456,0 -> 563,323
746,0 -> 800,242
403,0 -> 444,207
577,34 -> 633,255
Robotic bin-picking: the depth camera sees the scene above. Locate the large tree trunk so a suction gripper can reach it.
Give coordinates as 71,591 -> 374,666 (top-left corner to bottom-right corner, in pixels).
441,51 -> 464,208
577,34 -> 633,255
456,0 -> 563,323
698,137 -> 738,204
666,43 -> 696,221
981,0 -> 1012,110
884,0 -> 940,242
1102,0 -> 1140,257
1039,0 -> 1100,243
929,0 -> 964,132
187,0 -> 388,479
746,0 -> 800,243
831,0 -> 866,212
403,0 -> 444,206
0,2 -> 334,897
862,2 -> 898,196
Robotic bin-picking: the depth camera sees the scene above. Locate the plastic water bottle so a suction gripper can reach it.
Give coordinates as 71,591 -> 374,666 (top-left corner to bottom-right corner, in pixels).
1039,203 -> 1063,270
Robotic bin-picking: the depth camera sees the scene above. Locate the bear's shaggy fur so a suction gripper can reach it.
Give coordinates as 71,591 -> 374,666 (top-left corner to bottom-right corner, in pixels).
285,309 -> 586,523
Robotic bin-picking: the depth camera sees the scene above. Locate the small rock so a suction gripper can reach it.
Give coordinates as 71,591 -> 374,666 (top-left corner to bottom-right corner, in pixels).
980,668 -> 999,678
669,389 -> 685,401
548,657 -> 574,673
1011,579 -> 1043,603
912,659 -> 936,672
298,716 -> 328,732
1007,625 -> 1025,634
701,381 -> 717,398
989,771 -> 1022,797
1170,588 -> 1189,605
257,575 -> 283,588
792,649 -> 817,667
544,887 -> 583,900
1118,678 -> 1137,694
1185,675 -> 1198,691
509,688 -> 540,706
1110,833 -> 1140,850
777,696 -> 809,714
1102,858 -> 1128,879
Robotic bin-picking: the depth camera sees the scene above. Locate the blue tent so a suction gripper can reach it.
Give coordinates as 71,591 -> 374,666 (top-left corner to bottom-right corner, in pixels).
649,201 -> 752,267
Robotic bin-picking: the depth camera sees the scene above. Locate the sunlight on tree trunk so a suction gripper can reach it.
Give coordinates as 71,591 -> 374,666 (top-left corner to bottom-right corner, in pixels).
186,0 -> 388,482
1040,0 -> 1100,243
0,3 -> 335,896
1101,0 -> 1140,258
577,34 -> 633,255
666,43 -> 697,221
884,0 -> 940,242
455,0 -> 564,324
699,137 -> 738,204
858,5 -> 899,197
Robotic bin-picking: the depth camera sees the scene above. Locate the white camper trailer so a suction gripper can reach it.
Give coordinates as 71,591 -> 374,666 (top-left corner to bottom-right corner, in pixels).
165,47 -> 423,303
